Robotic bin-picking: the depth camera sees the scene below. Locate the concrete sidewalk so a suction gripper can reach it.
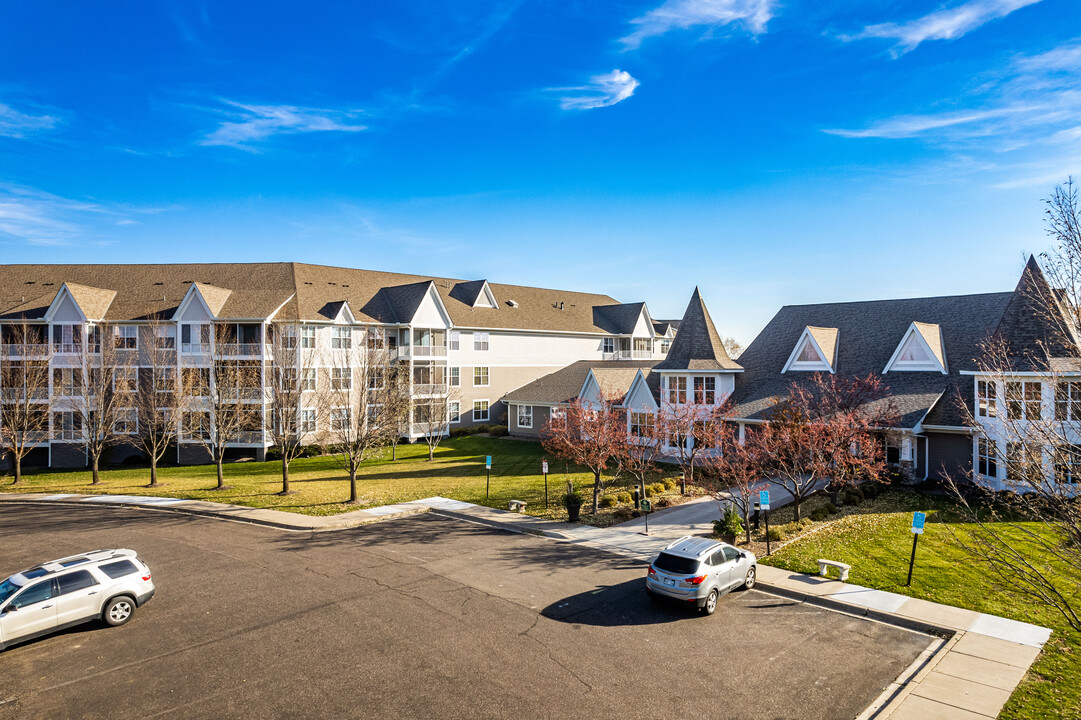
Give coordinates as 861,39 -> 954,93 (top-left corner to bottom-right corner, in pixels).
0,490 -> 1050,718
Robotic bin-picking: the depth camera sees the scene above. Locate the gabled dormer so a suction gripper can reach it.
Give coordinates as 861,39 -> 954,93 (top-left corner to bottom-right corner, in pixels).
450,280 -> 497,309
382,281 -> 452,328
44,282 -> 117,323
319,300 -> 356,324
782,326 -> 837,374
175,282 -> 232,321
884,321 -> 947,374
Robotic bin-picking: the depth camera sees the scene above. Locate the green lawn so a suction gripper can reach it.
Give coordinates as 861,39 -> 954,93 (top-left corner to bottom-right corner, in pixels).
0,437 -> 627,518
761,492 -> 1081,720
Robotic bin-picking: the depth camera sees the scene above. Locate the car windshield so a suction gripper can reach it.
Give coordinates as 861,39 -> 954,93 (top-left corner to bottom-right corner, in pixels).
653,552 -> 701,575
0,577 -> 23,605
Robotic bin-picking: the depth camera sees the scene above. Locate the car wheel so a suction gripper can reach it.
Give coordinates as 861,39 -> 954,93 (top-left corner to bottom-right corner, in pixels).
701,589 -> 719,616
103,596 -> 135,627
742,566 -> 757,590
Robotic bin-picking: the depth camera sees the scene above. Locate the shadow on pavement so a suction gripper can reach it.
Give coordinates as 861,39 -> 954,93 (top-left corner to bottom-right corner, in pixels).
541,577 -> 700,626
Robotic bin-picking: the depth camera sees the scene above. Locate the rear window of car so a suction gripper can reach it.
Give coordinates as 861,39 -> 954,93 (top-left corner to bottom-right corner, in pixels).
653,552 -> 700,575
98,560 -> 139,579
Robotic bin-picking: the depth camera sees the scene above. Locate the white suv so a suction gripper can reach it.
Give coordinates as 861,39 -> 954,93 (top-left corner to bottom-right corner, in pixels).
0,549 -> 155,651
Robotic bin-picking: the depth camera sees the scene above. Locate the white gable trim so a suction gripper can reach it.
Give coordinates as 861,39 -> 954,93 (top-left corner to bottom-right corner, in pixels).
409,282 -> 453,328
332,302 -> 356,325
884,322 -> 948,374
43,284 -> 87,324
624,370 -> 658,413
264,294 -> 296,323
632,305 -> 656,338
781,328 -> 835,374
175,283 -> 218,321
579,370 -> 602,409
473,281 -> 497,308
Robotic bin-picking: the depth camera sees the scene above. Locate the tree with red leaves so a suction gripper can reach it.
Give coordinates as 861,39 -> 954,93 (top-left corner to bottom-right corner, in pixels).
751,372 -> 897,522
541,394 -> 630,514
700,416 -> 769,545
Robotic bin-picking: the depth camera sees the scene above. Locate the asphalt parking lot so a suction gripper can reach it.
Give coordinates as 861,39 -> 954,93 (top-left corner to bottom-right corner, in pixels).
0,504 -> 931,719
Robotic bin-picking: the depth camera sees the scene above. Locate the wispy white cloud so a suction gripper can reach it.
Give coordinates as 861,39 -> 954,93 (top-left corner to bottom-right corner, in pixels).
824,106 -> 1035,139
0,102 -> 59,138
845,0 -> 1043,55
554,70 -> 640,110
620,0 -> 775,50
0,185 -> 127,246
200,100 -> 367,150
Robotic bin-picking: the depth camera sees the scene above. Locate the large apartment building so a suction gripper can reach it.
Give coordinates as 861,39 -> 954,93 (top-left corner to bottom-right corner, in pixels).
0,263 -> 672,468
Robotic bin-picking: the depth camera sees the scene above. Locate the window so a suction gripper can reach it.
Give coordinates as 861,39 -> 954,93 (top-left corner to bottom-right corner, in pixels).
332,327 -> 352,349
113,367 -> 137,393
1056,381 -> 1081,422
155,325 -> 175,349
660,339 -> 671,354
114,408 -> 137,435
300,408 -> 316,434
978,438 -> 998,477
51,324 -> 82,353
517,405 -> 533,428
53,411 -> 80,441
11,580 -> 53,609
87,326 -> 101,354
474,332 -> 490,351
153,369 -> 173,394
98,560 -> 138,579
602,337 -> 615,354
693,376 -> 716,404
366,327 -> 384,349
330,407 -> 352,431
449,401 -> 461,424
449,367 -> 460,387
301,368 -> 316,392
114,326 -> 137,349
667,376 -> 687,404
1007,442 -> 1042,484
53,368 -> 79,396
797,340 -> 821,363
978,380 -> 997,418
368,368 -> 384,390
473,400 -> 490,422
56,570 -> 98,595
183,411 -> 210,440
473,367 -> 489,386
1055,445 -> 1081,484
183,367 -> 209,396
449,331 -> 460,351
630,411 -> 655,438
181,323 -> 211,350
331,367 -> 352,390
1007,381 -> 1042,421
301,325 -> 316,349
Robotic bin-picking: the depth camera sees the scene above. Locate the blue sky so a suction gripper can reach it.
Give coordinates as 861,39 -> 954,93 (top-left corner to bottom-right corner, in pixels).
1,0 -> 1079,343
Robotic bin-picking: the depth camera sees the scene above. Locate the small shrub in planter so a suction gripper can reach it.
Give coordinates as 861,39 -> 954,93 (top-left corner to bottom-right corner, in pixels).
599,495 -> 617,508
713,504 -> 744,542
562,480 -> 583,522
616,491 -> 633,504
765,527 -> 784,542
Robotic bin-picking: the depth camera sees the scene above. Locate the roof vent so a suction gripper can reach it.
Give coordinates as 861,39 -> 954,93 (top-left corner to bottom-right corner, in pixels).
558,301 -> 564,310
507,300 -> 519,308
25,281 -> 34,285
153,282 -> 164,286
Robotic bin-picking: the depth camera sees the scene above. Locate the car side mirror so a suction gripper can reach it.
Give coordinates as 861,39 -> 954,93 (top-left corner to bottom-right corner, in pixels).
739,552 -> 747,560
2,604 -> 15,613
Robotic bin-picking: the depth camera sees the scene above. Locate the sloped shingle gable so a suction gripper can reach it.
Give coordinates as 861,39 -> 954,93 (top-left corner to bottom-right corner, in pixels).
653,288 -> 742,372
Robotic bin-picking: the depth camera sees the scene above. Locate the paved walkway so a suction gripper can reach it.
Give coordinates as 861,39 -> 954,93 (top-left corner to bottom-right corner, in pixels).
0,490 -> 1051,719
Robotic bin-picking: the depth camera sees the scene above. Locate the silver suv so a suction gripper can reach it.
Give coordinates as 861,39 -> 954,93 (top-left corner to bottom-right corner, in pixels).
646,536 -> 756,615
0,549 -> 155,651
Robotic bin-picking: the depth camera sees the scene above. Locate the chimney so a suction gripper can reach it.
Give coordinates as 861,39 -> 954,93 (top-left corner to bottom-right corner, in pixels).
559,301 -> 564,310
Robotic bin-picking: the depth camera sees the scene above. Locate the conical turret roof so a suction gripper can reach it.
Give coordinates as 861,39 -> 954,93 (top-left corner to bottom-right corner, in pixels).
654,288 -> 742,371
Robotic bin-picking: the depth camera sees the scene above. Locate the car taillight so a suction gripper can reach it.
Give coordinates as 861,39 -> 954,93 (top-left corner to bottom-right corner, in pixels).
141,573 -> 151,582
686,575 -> 707,585
647,566 -> 656,575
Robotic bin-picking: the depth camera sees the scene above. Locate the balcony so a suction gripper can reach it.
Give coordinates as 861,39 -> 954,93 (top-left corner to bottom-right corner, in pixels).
412,345 -> 448,358
181,342 -> 207,355
233,430 -> 264,444
219,343 -> 262,357
602,349 -> 653,361
52,343 -> 80,355
1,343 -> 49,358
413,383 -> 449,396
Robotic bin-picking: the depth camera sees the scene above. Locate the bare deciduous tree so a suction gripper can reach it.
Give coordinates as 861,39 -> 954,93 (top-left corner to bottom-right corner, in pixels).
72,322 -> 124,484
940,179 -> 1081,632
128,317 -> 185,488
664,401 -> 719,495
722,336 -> 743,359
0,321 -> 51,485
622,406 -> 668,501
266,323 -> 320,496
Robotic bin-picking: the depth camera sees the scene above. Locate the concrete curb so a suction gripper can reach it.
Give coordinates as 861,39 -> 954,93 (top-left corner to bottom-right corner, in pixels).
427,508 -> 574,540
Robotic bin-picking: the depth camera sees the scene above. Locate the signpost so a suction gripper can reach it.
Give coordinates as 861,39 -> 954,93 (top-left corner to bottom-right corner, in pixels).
760,490 -> 771,556
485,455 -> 492,499
640,498 -> 652,535
542,459 -> 549,509
906,511 -> 925,586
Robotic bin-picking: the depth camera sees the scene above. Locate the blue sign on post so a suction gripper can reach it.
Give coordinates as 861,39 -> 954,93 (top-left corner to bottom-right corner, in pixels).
912,511 -> 926,535
485,455 -> 492,470
759,490 -> 770,511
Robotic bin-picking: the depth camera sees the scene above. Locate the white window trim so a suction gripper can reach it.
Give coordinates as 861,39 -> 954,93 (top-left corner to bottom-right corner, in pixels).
473,366 -> 489,387
473,399 -> 490,422
449,400 -> 461,425
473,332 -> 490,351
449,366 -> 460,387
114,408 -> 137,435
517,405 -> 533,429
883,323 -> 948,374
782,328 -> 834,374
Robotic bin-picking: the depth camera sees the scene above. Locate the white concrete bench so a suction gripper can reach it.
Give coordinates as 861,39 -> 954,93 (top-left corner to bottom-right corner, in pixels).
508,500 -> 527,513
818,559 -> 851,582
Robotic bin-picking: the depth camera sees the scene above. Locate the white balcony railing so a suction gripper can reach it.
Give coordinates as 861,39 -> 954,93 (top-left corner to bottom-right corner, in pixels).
1,343 -> 49,357
219,343 -> 262,356
413,383 -> 449,396
52,343 -> 79,354
412,346 -> 448,357
181,342 -> 207,354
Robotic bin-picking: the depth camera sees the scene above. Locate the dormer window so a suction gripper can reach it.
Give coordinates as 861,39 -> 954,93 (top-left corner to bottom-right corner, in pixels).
883,322 -> 947,374
782,327 -> 837,373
